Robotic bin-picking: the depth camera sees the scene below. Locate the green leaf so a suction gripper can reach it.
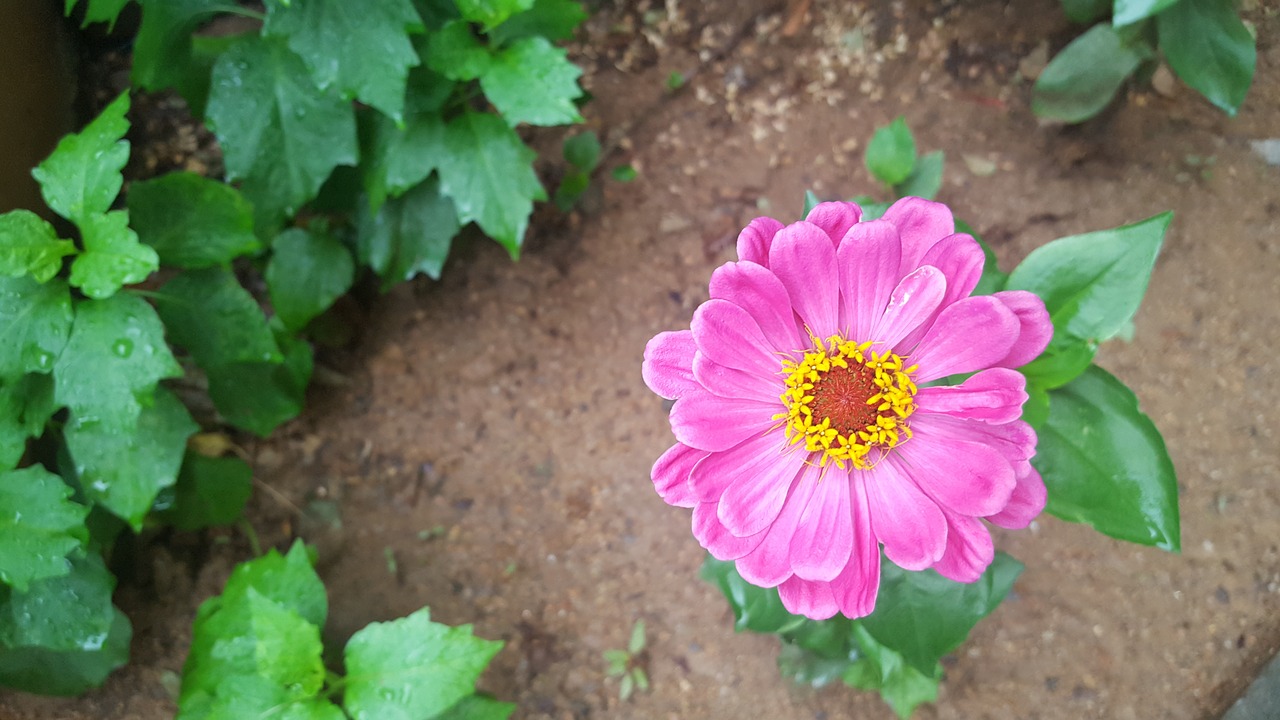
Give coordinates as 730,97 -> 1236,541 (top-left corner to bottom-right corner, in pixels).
0,554 -> 130,696
357,178 -> 461,289
480,37 -> 583,126
178,674 -> 346,720
68,211 -> 160,300
362,110 -> 447,212
1031,24 -> 1152,123
0,466 -> 88,591
263,0 -> 424,122
0,276 -> 74,382
132,0 -> 224,106
433,695 -> 515,720
1156,0 -> 1255,115
1006,211 -> 1170,343
489,0 -> 586,44
31,93 -> 130,225
423,20 -> 493,81
0,375 -> 57,471
1036,365 -> 1180,550
437,112 -> 545,256
1113,0 -> 1180,25
860,553 -> 1023,676
0,211 -> 76,283
610,164 -> 637,183
53,294 -> 183,433
155,268 -> 282,368
553,170 -> 589,211
865,117 -> 916,186
210,541 -> 327,629
1060,0 -> 1111,23
343,607 -> 504,720
266,228 -> 355,331
563,131 -> 601,172
700,557 -> 806,635
155,454 -> 254,531
628,619 -> 646,653
955,220 -> 1007,296
205,323 -> 312,437
65,387 -> 196,530
66,0 -> 131,30
844,624 -> 941,719
802,190 -> 821,217
1019,333 -> 1097,389
895,150 -> 944,200
776,620 -> 860,687
128,172 -> 261,269
455,0 -> 535,30
856,199 -> 892,221
206,36 -> 358,224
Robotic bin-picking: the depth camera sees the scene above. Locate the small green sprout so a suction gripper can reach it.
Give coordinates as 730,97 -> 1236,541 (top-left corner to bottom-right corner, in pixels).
604,619 -> 650,702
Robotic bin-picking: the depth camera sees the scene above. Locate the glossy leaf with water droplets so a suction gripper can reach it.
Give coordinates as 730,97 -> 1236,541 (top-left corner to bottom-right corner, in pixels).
479,37 -> 583,127
266,228 -> 355,331
455,0 -> 534,30
0,211 -> 76,284
0,465 -> 88,592
0,275 -> 73,383
31,93 -> 130,225
128,172 -> 261,269
67,211 -> 159,300
154,268 -> 283,370
356,177 -> 460,289
488,0 -> 587,45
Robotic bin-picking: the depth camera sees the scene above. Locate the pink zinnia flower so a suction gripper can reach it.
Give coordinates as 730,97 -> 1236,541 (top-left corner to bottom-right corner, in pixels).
642,198 -> 1053,620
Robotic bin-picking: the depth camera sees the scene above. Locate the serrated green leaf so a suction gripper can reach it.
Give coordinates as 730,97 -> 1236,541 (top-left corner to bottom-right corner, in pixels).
0,554 -> 130,696
205,323 -> 312,436
1031,24 -> 1152,123
895,150 -> 944,200
362,109 -> 447,211
210,541 -> 327,629
424,20 -> 492,81
1007,212 -> 1169,343
128,172 -> 261,269
132,0 -> 224,108
155,267 -> 282,368
343,607 -> 503,720
31,93 -> 130,225
266,228 -> 355,331
155,454 -> 253,531
1113,0 -> 1180,25
178,673 -> 346,720
65,387 -> 196,530
1061,0 -> 1111,24
1037,365 -> 1180,550
53,293 -> 182,433
455,0 -> 535,30
1156,0 -> 1255,115
0,466 -> 88,591
480,36 -> 583,126
206,36 -> 358,225
433,695 -> 515,720
563,131 -> 600,172
489,0 -> 586,45
0,211 -> 76,283
0,275 -> 73,383
68,211 -> 159,299
860,553 -> 1023,676
437,112 -> 545,256
844,624 -> 941,719
0,375 -> 58,471
66,0 -> 131,30
357,178 -> 461,289
699,557 -> 806,635
263,0 -> 423,122
865,117 -> 916,186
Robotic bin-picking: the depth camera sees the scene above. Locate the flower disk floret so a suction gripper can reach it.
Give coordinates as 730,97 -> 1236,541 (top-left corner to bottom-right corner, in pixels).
642,197 -> 1054,620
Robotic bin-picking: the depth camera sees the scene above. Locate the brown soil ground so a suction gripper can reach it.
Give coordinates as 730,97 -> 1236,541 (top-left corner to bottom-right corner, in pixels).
3,0 -> 1280,718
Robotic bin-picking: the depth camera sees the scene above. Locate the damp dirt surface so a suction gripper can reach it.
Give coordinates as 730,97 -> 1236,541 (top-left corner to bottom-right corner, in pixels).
4,0 -> 1280,718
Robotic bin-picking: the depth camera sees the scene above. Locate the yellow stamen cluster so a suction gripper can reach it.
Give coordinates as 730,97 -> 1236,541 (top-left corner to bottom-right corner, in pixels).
773,336 -> 919,470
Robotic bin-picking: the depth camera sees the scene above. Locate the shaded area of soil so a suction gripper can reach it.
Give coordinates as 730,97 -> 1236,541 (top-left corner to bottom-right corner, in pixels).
3,0 -> 1280,718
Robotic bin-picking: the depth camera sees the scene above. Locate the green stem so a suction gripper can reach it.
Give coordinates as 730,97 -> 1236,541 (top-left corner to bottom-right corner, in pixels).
238,517 -> 263,557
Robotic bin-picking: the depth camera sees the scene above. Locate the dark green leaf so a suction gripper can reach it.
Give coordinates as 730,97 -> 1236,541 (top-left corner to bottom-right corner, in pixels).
0,466 -> 88,591
955,220 -> 1007,296
65,387 -> 196,530
610,164 -> 637,182
53,294 -> 183,433
1037,365 -> 1180,550
31,93 -> 130,225
455,0 -> 534,30
1006,212 -> 1170,343
563,131 -> 601,172
700,557 -> 807,635
423,20 -> 493,81
776,620 -> 860,687
553,170 -> 589,211
68,211 -> 159,300
358,177 -> 461,288
266,228 -> 355,331
155,454 -> 254,531
1060,0 -> 1111,24
206,36 -> 358,224
0,555 -> 130,696
437,112 -> 545,256
777,642 -> 856,688
1113,0 -> 1180,25
66,0 -> 131,30
489,0 -> 586,44
263,0 -> 424,122
844,623 -> 941,720
132,0 -> 224,107
343,607 -> 504,720
0,276 -> 73,382
865,117 -> 916,186
209,541 -> 327,628
895,150 -> 944,200
0,211 -> 76,283
1019,332 -> 1097,389
155,267 -> 282,368
0,375 -> 57,471
362,112 -> 447,211
128,172 -> 261,269
1157,0 -> 1255,115
860,553 -> 1022,675
1031,24 -> 1152,123
433,695 -> 516,720
205,323 -> 312,437
480,37 -> 583,126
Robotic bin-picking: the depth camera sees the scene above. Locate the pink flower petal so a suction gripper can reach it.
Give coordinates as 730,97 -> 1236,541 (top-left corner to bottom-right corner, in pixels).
918,414 -> 1037,463
893,424 -> 1016,518
670,389 -> 776,452
805,201 -> 862,245
836,219 -> 902,342
693,352 -> 780,404
778,575 -> 840,620
688,432 -> 793,503
987,460 -> 1047,529
833,479 -> 881,618
690,298 -> 779,379
932,510 -> 995,583
651,442 -> 705,508
883,197 -> 955,275
910,295 -> 1019,383
864,460 -> 947,571
914,368 -> 1029,424
991,290 -> 1053,369
920,233 -> 984,309
788,464 -> 854,582
736,216 -> 784,267
693,501 -> 766,560
873,265 -> 947,350
642,330 -> 698,400
717,443 -> 808,537
768,221 -> 842,338
708,261 -> 803,353
735,474 -> 819,588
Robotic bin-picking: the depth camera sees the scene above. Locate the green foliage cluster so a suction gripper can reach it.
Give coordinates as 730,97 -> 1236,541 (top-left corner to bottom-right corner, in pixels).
1033,0 -> 1255,122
